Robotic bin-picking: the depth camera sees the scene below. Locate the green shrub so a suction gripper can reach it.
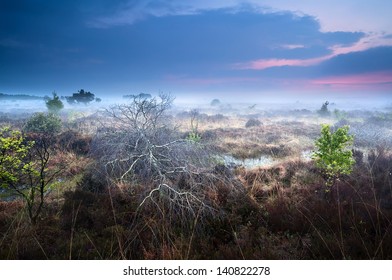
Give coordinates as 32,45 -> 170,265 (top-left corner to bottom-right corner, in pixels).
46,92 -> 64,114
312,124 -> 355,187
186,131 -> 202,143
0,127 -> 50,223
0,127 -> 35,190
24,112 -> 61,135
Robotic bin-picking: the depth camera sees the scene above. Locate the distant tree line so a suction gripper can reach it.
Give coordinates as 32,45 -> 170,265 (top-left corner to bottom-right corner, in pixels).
43,89 -> 102,114
1,89 -> 102,107
0,93 -> 43,101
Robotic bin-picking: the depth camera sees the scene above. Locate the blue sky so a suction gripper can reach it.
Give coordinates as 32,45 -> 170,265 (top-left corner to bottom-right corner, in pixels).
1,0 -> 391,100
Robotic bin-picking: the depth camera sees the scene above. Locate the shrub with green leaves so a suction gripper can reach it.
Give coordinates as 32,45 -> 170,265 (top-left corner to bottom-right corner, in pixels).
312,124 -> 355,187
23,112 -> 61,135
0,127 -> 47,223
46,92 -> 64,114
187,131 -> 202,143
0,127 -> 35,189
8,113 -> 64,223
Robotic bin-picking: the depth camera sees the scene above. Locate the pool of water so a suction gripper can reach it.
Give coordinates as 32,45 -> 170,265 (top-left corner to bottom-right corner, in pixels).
220,154 -> 275,169
220,149 -> 314,169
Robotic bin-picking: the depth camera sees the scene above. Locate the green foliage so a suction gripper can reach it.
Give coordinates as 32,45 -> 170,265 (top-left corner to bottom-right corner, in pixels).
24,112 -> 62,135
1,125 -> 63,223
187,109 -> 201,143
186,131 -> 202,143
20,113 -> 63,223
312,124 -> 355,187
0,127 -> 36,189
46,92 -> 64,113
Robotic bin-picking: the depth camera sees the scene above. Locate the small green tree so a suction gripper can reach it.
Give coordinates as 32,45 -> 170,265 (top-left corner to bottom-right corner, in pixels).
186,109 -> 202,143
0,127 -> 44,223
46,92 -> 64,114
22,113 -> 63,223
312,124 -> 355,187
1,122 -> 64,223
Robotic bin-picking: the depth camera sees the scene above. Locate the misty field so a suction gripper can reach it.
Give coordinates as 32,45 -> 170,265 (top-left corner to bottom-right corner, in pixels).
1,96 -> 392,259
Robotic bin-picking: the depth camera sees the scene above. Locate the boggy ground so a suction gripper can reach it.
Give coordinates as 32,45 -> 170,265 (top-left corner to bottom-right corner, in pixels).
1,103 -> 392,259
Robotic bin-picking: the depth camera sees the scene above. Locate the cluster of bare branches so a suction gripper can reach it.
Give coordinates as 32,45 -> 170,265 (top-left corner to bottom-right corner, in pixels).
93,94 -> 211,183
90,94 -> 237,230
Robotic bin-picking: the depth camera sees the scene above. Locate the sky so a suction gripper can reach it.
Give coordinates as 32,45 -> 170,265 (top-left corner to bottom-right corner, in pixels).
1,0 -> 392,102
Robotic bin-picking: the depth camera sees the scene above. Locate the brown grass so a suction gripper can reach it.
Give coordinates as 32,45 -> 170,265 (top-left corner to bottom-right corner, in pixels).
1,106 -> 392,259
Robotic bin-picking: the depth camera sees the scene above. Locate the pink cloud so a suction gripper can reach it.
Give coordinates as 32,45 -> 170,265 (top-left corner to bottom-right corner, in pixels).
259,72 -> 392,92
311,72 -> 392,90
330,33 -> 392,55
233,56 -> 327,70
233,34 -> 392,70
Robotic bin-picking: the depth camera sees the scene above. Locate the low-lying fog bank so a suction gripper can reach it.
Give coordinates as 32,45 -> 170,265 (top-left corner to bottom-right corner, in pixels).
1,93 -> 391,117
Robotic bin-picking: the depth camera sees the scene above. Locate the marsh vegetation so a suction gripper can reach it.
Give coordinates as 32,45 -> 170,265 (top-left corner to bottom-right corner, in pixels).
1,95 -> 392,259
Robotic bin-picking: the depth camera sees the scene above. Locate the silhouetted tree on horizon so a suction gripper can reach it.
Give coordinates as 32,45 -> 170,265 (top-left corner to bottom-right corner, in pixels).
66,89 -> 96,105
318,101 -> 330,117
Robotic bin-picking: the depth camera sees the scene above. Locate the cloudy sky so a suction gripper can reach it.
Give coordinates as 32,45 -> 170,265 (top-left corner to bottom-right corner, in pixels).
1,0 -> 392,101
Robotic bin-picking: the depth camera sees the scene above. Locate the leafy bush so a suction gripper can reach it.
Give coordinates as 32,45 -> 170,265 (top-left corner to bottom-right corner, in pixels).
0,127 -> 35,190
312,124 -> 355,187
187,109 -> 201,143
186,131 -> 202,143
45,92 -> 64,114
23,112 -> 61,135
0,126 -> 61,223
